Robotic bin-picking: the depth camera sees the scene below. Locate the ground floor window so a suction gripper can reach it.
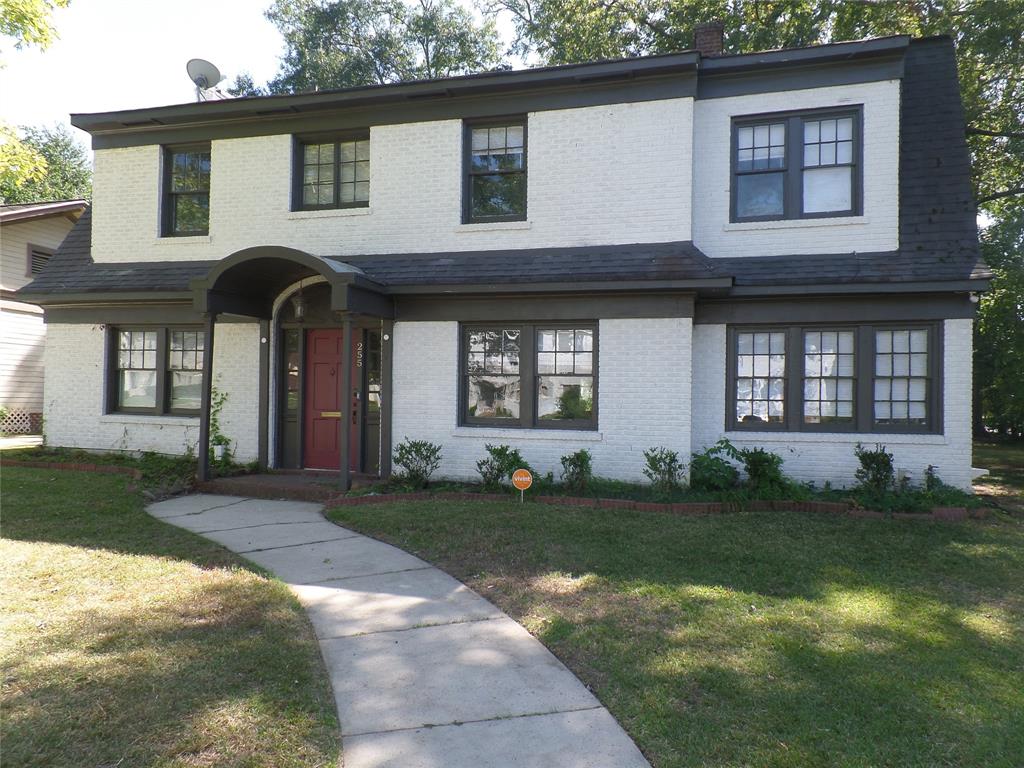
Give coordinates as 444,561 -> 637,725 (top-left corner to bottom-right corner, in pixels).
108,327 -> 205,415
461,323 -> 597,430
728,323 -> 939,434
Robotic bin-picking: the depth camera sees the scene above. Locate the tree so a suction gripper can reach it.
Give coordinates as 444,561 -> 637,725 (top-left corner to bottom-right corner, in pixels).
265,0 -> 502,93
0,123 -> 91,203
0,0 -> 71,54
485,0 -> 1023,434
0,123 -> 47,202
227,72 -> 268,97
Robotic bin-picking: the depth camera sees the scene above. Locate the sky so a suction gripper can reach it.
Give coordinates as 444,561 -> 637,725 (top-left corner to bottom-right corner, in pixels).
1,0 -> 515,152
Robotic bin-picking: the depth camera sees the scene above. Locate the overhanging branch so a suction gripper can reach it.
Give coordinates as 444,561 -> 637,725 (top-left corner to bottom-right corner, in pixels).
977,187 -> 1024,205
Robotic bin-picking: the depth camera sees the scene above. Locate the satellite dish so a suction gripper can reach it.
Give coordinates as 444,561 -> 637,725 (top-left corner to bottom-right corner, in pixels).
186,58 -> 223,100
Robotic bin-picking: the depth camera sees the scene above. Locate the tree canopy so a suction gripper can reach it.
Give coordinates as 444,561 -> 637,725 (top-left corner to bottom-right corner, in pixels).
0,0 -> 70,55
264,0 -> 503,93
0,124 -> 91,204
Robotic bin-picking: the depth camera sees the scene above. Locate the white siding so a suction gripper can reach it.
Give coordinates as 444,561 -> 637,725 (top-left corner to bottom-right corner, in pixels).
690,319 -> 974,490
90,99 -> 694,263
1,216 -> 74,292
391,317 -> 692,483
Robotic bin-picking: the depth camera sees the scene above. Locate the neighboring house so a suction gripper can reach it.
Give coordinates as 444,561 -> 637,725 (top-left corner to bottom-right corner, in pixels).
18,32 -> 989,490
1,199 -> 88,434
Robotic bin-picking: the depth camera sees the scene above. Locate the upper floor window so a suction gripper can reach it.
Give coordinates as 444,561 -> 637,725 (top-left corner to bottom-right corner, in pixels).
296,135 -> 370,210
163,145 -> 210,236
464,120 -> 526,223
732,109 -> 860,222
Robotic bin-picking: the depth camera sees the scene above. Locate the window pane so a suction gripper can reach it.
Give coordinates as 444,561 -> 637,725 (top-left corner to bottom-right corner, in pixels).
170,371 -> 202,410
803,166 -> 852,213
736,173 -> 784,218
736,330 -> 785,424
173,193 -> 210,233
354,182 -> 369,201
874,329 -> 929,425
537,376 -> 594,421
471,173 -> 526,218
119,370 -> 157,408
467,375 -> 519,419
355,140 -> 370,161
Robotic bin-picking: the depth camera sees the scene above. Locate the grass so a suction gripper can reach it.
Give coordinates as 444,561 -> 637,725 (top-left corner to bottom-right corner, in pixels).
1,467 -> 340,767
974,439 -> 1024,513
328,499 -> 1024,767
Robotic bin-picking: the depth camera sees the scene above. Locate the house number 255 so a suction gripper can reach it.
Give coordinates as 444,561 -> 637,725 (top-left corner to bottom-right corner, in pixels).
356,341 -> 364,368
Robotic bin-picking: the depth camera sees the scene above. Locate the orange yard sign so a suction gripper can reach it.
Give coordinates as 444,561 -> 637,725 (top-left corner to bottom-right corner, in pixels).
512,469 -> 533,502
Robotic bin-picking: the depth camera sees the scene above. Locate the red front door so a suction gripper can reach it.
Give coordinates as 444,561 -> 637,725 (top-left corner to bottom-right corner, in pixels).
304,329 -> 360,470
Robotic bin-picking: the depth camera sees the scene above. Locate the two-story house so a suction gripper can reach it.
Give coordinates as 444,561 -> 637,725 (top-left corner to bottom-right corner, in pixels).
20,32 -> 989,490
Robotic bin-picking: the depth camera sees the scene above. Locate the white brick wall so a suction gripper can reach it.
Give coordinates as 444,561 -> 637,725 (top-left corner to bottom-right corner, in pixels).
692,79 -> 900,258
391,317 -> 693,483
42,322 -> 261,461
90,99 -> 693,263
690,319 -> 974,490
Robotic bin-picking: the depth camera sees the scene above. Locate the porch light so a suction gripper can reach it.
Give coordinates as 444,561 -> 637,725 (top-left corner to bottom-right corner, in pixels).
291,291 -> 306,321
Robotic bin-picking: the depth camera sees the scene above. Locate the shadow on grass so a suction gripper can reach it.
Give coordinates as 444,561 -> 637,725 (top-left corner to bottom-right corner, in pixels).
2,467 -> 340,767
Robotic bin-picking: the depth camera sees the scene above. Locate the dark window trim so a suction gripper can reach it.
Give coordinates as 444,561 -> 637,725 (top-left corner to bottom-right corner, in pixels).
25,243 -> 53,277
730,105 -> 863,223
462,116 -> 528,224
291,131 -> 371,212
459,321 -> 598,431
161,143 -> 211,237
726,321 -> 941,435
106,325 -> 206,416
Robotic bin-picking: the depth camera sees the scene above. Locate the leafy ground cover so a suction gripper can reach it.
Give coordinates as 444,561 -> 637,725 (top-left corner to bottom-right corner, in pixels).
328,497 -> 1024,768
1,467 -> 340,767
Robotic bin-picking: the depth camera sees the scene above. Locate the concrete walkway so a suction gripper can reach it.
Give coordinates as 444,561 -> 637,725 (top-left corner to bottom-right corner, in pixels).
147,494 -> 650,768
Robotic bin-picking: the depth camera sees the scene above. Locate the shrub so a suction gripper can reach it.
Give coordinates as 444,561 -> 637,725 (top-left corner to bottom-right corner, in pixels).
690,439 -> 740,492
854,443 -> 895,494
737,447 -> 786,492
642,447 -> 686,496
476,444 -> 533,491
560,449 -> 593,494
393,438 -> 442,489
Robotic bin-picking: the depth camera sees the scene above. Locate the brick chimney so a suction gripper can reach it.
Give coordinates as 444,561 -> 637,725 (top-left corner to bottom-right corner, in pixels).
694,21 -> 725,57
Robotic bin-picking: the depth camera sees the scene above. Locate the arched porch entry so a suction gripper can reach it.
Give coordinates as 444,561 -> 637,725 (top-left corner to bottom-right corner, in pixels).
189,246 -> 394,489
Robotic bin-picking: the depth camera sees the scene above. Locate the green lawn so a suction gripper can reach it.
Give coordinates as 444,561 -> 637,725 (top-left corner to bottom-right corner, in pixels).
1,468 -> 340,768
328,499 -> 1024,768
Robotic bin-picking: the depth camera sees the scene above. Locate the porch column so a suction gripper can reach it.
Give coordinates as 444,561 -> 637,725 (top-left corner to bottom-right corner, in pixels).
257,319 -> 270,469
338,314 -> 353,491
197,312 -> 218,482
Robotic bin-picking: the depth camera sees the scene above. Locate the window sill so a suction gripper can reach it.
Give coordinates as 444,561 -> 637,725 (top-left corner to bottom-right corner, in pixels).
452,426 -> 602,442
154,235 -> 212,245
723,216 -> 869,232
454,220 -> 532,233
287,207 -> 371,220
99,414 -> 199,427
724,430 -> 945,445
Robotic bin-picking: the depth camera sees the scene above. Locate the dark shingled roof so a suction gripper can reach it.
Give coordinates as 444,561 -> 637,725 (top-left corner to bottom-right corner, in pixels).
21,37 -> 988,301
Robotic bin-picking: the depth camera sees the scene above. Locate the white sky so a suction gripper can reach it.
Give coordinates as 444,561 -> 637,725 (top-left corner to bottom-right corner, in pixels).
1,0 -> 516,152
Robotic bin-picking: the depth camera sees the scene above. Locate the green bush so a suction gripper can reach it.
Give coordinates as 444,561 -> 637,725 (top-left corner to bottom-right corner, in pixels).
476,444 -> 533,491
690,440 -> 740,492
560,449 -> 593,494
737,447 -> 786,492
393,438 -> 442,489
642,447 -> 686,496
854,443 -> 895,493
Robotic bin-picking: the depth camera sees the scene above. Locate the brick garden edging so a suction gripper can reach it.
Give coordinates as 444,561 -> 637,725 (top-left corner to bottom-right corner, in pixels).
3,459 -> 143,480
325,490 -> 983,522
